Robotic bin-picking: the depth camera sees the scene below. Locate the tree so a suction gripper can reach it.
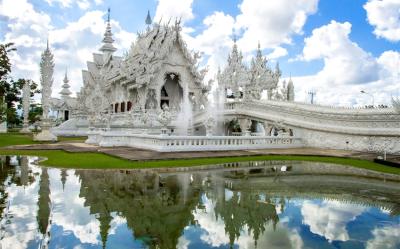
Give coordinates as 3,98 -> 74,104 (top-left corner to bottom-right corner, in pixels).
0,43 -> 15,123
29,103 -> 43,124
0,43 -> 40,126
0,43 -> 16,83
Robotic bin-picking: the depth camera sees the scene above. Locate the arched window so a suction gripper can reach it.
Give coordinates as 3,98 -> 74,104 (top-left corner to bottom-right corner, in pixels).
121,102 -> 125,112
115,103 -> 119,113
127,101 -> 132,111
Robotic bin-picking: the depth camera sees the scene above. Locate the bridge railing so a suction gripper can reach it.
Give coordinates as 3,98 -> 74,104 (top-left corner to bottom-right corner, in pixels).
97,132 -> 303,152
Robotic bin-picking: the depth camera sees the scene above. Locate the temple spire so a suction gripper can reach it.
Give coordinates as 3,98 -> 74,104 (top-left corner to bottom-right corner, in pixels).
99,8 -> 117,56
256,41 -> 262,58
40,40 -> 54,119
145,10 -> 152,26
60,68 -> 72,99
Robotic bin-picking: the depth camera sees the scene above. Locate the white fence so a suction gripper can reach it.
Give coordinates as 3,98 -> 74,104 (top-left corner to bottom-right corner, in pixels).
94,132 -> 303,152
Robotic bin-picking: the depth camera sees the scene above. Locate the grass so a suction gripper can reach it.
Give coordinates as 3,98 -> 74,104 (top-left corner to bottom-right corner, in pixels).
0,132 -> 399,174
0,133 -> 41,147
0,149 -> 399,175
0,133 -> 86,147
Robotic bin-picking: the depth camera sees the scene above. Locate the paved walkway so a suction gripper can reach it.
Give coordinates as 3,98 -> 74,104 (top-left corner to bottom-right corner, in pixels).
4,142 -> 393,162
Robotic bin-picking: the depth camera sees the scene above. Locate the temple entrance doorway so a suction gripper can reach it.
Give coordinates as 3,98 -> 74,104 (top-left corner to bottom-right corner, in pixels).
160,73 -> 183,110
64,110 -> 69,121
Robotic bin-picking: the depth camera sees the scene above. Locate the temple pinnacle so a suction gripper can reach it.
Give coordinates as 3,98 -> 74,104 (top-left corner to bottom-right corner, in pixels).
99,8 -> 117,54
145,10 -> 152,25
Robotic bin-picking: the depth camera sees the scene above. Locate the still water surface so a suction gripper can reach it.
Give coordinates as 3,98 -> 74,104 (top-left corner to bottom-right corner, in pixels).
0,156 -> 399,249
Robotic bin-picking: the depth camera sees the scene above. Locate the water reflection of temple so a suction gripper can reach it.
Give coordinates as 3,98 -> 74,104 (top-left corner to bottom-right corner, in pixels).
76,170 -> 201,249
75,169 -> 282,248
1,156 -> 400,248
218,161 -> 400,216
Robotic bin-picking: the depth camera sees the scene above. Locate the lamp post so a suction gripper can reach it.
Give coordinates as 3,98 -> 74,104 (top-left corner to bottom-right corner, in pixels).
360,90 -> 375,107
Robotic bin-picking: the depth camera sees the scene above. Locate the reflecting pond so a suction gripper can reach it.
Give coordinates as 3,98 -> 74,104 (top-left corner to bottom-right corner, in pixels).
0,156 -> 400,249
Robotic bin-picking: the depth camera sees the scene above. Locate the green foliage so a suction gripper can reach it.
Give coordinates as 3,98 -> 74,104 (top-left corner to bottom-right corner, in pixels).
29,103 -> 43,124
0,42 -> 40,126
0,43 -> 16,82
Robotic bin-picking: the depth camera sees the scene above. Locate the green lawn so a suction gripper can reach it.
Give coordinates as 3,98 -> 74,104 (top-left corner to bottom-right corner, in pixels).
0,133 -> 86,147
0,133 -> 40,147
0,132 -> 399,175
0,149 -> 399,175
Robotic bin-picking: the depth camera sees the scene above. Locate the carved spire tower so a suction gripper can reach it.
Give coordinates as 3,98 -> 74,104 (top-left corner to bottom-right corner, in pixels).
34,40 -> 57,141
60,69 -> 72,99
100,8 -> 117,60
40,40 -> 54,119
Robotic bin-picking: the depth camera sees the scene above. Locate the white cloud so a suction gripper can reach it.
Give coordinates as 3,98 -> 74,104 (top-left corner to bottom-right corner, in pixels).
235,0 -> 319,52
301,200 -> 365,242
366,224 -> 400,249
49,168 -> 101,245
293,20 -> 400,106
364,0 -> 400,42
1,1 -> 135,99
0,0 -> 52,84
301,21 -> 379,86
154,0 -> 194,24
267,47 -> 288,60
50,12 -> 135,97
183,11 -> 236,81
45,0 -> 103,10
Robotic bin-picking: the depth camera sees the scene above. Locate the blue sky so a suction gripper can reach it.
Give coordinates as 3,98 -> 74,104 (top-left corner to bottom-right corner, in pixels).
1,0 -> 399,105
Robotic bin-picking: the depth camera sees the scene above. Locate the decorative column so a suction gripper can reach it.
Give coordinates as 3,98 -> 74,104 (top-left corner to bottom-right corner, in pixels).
0,95 -> 6,133
34,41 -> 57,141
20,80 -> 31,133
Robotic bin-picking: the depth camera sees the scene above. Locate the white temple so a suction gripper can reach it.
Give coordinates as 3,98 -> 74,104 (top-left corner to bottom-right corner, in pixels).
43,10 -> 400,154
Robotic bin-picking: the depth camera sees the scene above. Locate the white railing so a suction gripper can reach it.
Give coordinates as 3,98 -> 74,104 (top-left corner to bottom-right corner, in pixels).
96,132 -> 303,152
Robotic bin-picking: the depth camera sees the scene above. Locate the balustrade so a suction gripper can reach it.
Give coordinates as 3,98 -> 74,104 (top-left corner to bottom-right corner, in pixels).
95,132 -> 303,152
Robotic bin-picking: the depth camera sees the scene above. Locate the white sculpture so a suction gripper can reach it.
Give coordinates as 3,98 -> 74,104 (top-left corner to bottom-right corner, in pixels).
158,104 -> 172,135
0,96 -> 6,133
20,80 -> 30,133
34,40 -> 57,141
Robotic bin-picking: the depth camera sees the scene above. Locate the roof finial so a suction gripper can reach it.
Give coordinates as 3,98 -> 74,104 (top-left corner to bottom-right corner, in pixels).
46,37 -> 49,50
233,34 -> 237,43
99,7 -> 117,55
145,10 -> 152,26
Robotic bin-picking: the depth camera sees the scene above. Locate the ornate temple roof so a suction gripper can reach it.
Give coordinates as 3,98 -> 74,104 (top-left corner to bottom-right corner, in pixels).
103,14 -> 203,89
218,39 -> 250,90
250,42 -> 280,90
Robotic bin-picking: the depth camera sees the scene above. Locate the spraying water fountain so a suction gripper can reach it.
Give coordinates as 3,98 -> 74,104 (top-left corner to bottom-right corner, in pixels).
175,84 -> 193,136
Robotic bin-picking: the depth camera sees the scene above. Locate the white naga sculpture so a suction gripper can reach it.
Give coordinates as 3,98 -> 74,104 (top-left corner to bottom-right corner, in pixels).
20,80 -> 30,133
34,41 -> 57,141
